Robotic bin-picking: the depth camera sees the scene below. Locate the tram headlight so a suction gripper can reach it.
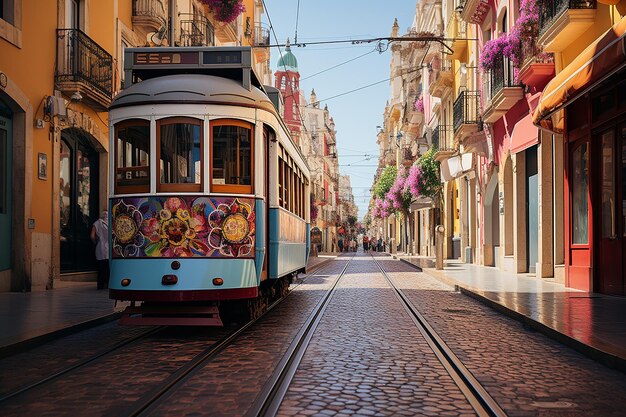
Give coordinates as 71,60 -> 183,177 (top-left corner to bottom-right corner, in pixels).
212,277 -> 224,286
121,278 -> 131,287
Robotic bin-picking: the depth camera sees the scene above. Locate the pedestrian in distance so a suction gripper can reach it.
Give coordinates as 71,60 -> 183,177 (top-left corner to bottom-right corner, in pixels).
90,210 -> 110,290
338,236 -> 344,253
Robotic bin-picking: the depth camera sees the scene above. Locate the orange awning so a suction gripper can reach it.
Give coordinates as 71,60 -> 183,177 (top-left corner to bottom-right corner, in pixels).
510,113 -> 538,154
533,15 -> 626,132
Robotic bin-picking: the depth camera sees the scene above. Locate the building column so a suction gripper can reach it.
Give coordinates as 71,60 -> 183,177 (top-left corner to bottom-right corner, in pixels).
460,176 -> 469,262
553,133 -> 566,284
538,132 -> 554,277
514,151 -> 527,273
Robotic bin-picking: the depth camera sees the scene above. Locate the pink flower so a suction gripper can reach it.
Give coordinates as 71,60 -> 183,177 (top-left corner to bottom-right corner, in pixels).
404,165 -> 422,196
201,0 -> 245,23
414,98 -> 424,113
164,197 -> 183,212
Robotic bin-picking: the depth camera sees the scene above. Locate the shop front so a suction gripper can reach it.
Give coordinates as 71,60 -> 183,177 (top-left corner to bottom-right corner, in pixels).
534,16 -> 626,294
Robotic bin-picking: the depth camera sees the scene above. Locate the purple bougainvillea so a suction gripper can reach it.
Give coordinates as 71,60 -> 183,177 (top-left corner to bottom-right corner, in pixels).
414,97 -> 424,113
201,0 -> 245,23
403,164 -> 423,197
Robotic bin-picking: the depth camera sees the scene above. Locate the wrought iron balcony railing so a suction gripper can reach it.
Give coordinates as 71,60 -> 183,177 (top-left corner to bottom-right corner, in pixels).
453,91 -> 481,133
55,29 -> 112,109
432,126 -> 439,149
539,0 -> 597,35
484,57 -> 520,102
179,13 -> 215,47
132,0 -> 167,26
434,125 -> 455,150
254,23 -> 270,47
521,38 -> 555,66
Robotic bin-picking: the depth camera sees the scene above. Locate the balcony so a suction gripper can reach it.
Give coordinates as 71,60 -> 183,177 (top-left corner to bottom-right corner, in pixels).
179,13 -> 215,46
458,0 -> 490,25
453,90 -> 481,143
55,29 -> 113,112
253,23 -> 270,47
518,39 -> 555,87
432,125 -> 457,162
538,0 -> 596,52
482,57 -> 523,122
431,125 -> 440,150
401,147 -> 414,168
132,0 -> 167,34
429,55 -> 453,98
250,22 -> 271,62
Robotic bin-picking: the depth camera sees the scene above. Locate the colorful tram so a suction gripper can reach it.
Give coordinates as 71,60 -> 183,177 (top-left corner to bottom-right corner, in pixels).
108,47 -> 310,325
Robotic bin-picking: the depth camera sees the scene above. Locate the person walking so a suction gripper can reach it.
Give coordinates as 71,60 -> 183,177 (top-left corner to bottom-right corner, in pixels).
90,210 -> 109,290
338,236 -> 344,253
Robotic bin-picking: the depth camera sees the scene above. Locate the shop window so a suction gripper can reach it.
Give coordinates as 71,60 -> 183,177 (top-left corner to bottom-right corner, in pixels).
572,142 -> 589,244
115,120 -> 150,193
211,120 -> 253,194
158,117 -> 202,192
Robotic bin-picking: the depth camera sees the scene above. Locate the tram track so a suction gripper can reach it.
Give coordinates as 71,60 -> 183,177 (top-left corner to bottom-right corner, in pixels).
371,255 -> 507,417
125,258 -> 350,417
0,258 -> 348,415
245,255 -> 355,417
0,325 -> 166,403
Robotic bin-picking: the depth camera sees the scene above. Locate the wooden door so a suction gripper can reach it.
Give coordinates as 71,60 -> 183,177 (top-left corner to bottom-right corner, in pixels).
597,128 -> 622,294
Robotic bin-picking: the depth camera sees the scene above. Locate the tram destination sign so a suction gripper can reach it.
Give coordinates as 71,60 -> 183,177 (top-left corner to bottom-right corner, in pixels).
124,47 -> 256,90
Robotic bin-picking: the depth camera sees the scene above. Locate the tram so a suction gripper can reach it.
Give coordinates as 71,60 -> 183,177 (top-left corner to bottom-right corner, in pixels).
107,47 -> 310,325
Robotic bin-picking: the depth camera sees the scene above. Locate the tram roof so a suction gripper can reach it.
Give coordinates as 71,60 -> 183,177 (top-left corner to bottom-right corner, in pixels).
109,73 -> 276,112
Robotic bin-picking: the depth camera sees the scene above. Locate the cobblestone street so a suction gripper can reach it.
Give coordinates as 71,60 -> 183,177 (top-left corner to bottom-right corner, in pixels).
2,255 -> 625,416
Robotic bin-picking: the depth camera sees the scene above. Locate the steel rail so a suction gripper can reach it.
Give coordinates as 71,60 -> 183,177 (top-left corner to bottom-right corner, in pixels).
0,326 -> 165,403
127,262 -> 343,417
245,255 -> 354,417
371,255 -> 507,417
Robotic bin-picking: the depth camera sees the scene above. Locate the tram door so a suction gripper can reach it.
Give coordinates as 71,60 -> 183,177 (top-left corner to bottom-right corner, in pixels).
0,114 -> 12,272
60,131 -> 99,273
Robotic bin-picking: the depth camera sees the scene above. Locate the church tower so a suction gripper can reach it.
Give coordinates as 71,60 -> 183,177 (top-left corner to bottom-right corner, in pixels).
274,39 -> 301,144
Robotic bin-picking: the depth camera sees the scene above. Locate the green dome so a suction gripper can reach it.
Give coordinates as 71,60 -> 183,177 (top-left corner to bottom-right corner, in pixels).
277,41 -> 298,72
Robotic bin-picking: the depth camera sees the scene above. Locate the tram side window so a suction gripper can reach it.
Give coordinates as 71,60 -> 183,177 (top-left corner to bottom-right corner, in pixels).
115,120 -> 150,193
211,120 -> 253,194
157,117 -> 202,192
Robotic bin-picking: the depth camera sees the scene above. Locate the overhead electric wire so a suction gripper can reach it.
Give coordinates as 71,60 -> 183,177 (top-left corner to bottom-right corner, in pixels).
300,49 -> 376,81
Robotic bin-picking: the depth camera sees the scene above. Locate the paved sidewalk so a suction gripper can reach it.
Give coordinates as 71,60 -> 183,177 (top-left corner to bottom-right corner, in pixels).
400,255 -> 626,372
0,283 -> 122,356
0,256 -> 338,357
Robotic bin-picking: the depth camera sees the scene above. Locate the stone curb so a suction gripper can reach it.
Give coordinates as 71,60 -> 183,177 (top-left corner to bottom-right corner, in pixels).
0,311 -> 122,359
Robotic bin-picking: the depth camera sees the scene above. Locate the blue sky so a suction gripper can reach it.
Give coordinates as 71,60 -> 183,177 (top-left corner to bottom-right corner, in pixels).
262,1 -> 413,220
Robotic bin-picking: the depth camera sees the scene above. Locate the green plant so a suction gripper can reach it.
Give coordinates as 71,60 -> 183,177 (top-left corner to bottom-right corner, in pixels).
415,148 -> 441,198
373,166 -> 397,199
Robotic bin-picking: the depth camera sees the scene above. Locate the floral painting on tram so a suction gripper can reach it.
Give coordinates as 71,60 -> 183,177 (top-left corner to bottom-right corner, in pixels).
111,196 -> 256,258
